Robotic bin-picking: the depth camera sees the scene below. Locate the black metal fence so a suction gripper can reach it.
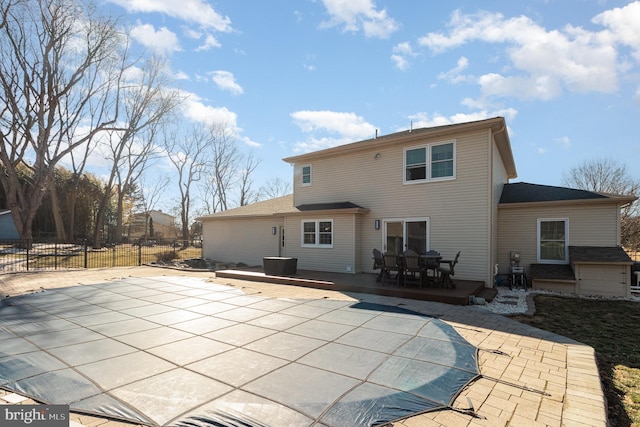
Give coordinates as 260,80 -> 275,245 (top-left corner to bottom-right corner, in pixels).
0,239 -> 203,272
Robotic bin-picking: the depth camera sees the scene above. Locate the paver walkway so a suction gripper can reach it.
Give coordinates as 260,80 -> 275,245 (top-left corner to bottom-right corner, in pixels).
0,267 -> 607,427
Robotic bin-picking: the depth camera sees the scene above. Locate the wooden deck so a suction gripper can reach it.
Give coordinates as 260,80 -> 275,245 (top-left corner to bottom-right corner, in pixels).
215,269 -> 488,306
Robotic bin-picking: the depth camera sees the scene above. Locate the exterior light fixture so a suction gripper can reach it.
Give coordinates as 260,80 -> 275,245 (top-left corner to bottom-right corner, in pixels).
374,220 -> 380,230
272,226 -> 277,235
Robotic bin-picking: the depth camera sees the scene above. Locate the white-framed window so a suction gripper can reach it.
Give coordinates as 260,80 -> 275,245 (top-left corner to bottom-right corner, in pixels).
404,141 -> 455,183
301,219 -> 333,248
537,218 -> 569,264
301,165 -> 312,186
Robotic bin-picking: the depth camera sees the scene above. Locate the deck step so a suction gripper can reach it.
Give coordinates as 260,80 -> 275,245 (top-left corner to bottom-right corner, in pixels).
476,287 -> 498,302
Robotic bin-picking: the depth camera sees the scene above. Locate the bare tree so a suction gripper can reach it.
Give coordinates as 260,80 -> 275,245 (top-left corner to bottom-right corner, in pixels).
209,124 -> 240,212
562,158 -> 639,219
0,0 -> 123,241
259,177 -> 292,200
91,55 -> 181,246
164,122 -> 213,241
238,152 -> 260,206
134,173 -> 170,241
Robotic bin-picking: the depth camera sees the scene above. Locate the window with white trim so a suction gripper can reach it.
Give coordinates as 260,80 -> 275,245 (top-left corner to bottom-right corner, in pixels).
301,219 -> 333,247
301,165 -> 312,186
404,141 -> 455,183
537,218 -> 568,264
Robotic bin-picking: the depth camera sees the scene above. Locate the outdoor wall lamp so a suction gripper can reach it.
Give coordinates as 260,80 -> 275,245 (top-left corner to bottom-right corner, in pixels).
272,226 -> 277,235
374,219 -> 380,230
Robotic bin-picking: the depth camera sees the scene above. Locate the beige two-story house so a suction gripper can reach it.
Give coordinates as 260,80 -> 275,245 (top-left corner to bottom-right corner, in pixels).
199,117 -> 636,297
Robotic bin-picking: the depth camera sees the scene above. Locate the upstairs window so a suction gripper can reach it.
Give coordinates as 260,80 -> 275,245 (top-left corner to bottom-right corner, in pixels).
538,218 -> 568,264
301,165 -> 312,186
404,141 -> 455,183
431,143 -> 454,178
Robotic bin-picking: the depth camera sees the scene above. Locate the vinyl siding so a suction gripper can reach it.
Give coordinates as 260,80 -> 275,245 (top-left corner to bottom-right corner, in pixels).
497,204 -> 620,275
491,142 -> 509,286
292,128 -> 496,284
202,218 -> 283,266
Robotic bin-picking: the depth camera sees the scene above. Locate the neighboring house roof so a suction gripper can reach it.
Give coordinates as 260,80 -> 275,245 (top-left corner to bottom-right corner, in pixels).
569,246 -> 632,263
283,116 -> 517,179
499,182 -> 636,206
196,195 -> 369,221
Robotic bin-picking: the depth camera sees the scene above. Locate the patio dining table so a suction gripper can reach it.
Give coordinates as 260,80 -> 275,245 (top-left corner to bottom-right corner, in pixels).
397,251 -> 442,287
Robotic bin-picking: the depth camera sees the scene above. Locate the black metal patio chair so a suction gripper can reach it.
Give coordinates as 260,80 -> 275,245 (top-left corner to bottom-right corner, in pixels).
437,251 -> 461,288
381,252 -> 403,286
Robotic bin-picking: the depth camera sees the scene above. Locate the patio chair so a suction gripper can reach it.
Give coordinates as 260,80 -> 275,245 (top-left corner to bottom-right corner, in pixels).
372,248 -> 384,282
437,251 -> 460,288
382,252 -> 403,286
421,250 -> 441,286
402,250 -> 422,286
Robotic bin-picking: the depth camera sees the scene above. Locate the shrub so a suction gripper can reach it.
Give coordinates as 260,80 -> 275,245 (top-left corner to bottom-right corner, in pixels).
155,250 -> 177,263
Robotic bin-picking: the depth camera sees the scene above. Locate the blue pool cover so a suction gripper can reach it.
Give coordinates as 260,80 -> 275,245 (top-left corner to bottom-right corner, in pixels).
0,276 -> 480,426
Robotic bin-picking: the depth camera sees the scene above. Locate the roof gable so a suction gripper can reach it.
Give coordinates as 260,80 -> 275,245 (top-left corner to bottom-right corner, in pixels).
283,117 -> 516,179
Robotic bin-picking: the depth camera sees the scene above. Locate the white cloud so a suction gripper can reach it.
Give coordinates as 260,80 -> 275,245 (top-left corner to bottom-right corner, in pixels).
593,1 -> 640,60
291,110 -> 376,152
391,42 -> 416,70
174,70 -> 189,80
108,0 -> 232,32
437,56 -> 470,83
209,71 -> 244,94
179,92 -> 261,148
195,34 -> 222,51
184,101 -> 237,128
406,109 -> 518,129
478,73 -> 562,100
554,136 -> 572,149
131,23 -> 181,53
320,0 -> 399,39
418,8 -> 622,100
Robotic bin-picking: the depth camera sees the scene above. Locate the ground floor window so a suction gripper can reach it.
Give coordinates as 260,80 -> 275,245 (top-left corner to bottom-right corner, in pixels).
302,219 -> 333,248
538,218 -> 568,263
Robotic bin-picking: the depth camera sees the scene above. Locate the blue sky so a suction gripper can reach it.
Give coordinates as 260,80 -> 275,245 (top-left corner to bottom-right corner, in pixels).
99,0 -> 640,210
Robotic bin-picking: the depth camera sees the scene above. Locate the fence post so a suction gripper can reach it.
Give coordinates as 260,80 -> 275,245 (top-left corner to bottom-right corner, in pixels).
84,240 -> 88,269
26,240 -> 30,271
54,242 -> 58,270
138,243 -> 142,266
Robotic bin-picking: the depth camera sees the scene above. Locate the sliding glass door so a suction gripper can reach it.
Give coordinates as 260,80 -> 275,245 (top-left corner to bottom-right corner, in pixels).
383,218 -> 429,255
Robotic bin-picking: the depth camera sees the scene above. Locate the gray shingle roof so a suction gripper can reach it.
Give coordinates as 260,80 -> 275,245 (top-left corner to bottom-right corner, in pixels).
500,182 -> 607,204
569,246 -> 632,263
196,196 -> 368,220
297,202 -> 365,211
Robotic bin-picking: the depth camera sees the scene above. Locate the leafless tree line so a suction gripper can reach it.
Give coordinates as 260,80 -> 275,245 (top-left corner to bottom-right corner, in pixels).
0,0 -> 290,246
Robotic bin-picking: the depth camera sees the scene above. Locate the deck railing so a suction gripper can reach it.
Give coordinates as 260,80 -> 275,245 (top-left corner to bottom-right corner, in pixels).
0,239 -> 203,273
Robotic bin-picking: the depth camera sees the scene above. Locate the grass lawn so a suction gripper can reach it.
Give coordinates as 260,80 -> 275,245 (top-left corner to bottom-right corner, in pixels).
511,295 -> 640,427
